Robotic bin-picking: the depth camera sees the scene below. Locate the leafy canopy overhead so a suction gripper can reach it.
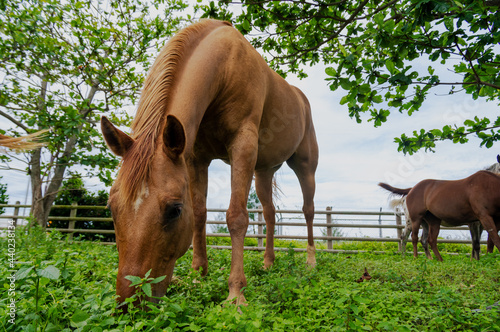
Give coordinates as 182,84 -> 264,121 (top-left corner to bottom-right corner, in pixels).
199,0 -> 500,154
0,0 -> 186,225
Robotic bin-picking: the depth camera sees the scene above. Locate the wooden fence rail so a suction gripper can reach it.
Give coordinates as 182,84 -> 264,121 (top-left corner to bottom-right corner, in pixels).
0,203 -> 483,254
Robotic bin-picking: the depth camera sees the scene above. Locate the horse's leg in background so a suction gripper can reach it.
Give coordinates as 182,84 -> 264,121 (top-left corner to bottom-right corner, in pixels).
255,168 -> 279,269
487,234 -> 494,253
468,222 -> 482,260
410,215 -> 424,258
487,218 -> 500,253
189,161 -> 210,276
426,215 -> 443,261
420,220 -> 432,259
401,209 -> 412,252
286,137 -> 318,268
225,128 -> 259,304
478,214 -> 500,254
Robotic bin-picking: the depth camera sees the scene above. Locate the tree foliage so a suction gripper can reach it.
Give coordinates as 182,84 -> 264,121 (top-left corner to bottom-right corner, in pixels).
199,0 -> 500,154
0,0 -> 186,226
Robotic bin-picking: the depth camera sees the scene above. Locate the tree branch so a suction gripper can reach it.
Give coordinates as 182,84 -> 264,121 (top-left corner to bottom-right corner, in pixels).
0,110 -> 30,133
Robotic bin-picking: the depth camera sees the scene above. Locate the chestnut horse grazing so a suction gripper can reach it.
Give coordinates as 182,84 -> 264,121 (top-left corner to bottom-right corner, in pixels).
380,170 -> 500,261
101,20 -> 318,306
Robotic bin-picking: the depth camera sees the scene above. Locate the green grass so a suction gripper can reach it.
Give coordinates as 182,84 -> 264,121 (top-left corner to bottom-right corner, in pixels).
1,227 -> 499,331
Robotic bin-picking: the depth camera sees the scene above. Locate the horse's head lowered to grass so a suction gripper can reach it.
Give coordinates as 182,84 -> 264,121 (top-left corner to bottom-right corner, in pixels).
102,115 -> 193,303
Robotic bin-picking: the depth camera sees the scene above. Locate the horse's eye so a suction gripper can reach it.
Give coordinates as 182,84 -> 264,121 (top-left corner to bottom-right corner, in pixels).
165,203 -> 183,222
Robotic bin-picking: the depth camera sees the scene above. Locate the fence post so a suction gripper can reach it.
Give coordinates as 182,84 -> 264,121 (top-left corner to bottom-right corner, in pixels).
378,207 -> 383,238
12,201 -> 20,228
258,210 -> 263,248
68,202 -> 77,241
326,206 -> 332,250
395,207 -> 402,253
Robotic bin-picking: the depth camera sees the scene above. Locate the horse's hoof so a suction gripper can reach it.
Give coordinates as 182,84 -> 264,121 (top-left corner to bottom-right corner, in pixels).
263,258 -> 274,269
306,260 -> 316,268
224,293 -> 247,311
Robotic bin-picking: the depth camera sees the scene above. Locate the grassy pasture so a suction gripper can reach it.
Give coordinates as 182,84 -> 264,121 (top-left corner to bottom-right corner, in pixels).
1,228 -> 499,331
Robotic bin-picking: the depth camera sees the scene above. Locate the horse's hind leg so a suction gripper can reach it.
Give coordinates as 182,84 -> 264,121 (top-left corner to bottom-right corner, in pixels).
255,168 -> 279,268
286,139 -> 318,267
420,221 -> 432,259
468,222 -> 482,260
410,215 -> 423,258
426,216 -> 443,261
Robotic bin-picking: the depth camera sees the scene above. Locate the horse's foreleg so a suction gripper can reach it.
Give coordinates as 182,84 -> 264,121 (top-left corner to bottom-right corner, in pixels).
226,131 -> 258,304
255,169 -> 278,269
487,218 -> 500,253
479,215 -> 500,254
189,161 -> 210,276
487,235 -> 494,253
468,222 -> 482,261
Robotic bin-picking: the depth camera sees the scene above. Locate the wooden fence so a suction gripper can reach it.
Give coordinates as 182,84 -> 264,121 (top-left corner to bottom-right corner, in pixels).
0,202 -> 484,254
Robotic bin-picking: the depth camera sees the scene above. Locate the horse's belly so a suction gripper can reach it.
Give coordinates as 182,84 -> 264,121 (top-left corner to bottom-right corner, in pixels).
430,206 -> 477,225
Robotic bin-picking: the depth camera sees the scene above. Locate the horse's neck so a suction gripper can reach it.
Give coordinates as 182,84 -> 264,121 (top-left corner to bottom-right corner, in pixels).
165,59 -> 225,156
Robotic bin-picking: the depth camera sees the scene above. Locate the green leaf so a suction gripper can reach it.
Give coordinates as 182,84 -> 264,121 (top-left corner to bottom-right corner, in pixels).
151,275 -> 167,284
70,310 -> 90,328
142,283 -> 152,297
124,275 -> 142,286
325,67 -> 337,77
16,266 -> 35,280
37,265 -> 60,280
242,19 -> 250,32
386,60 -> 395,74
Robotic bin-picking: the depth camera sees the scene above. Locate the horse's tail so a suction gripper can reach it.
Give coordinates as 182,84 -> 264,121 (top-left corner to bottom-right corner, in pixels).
0,130 -> 48,152
378,182 -> 412,197
389,197 -> 406,210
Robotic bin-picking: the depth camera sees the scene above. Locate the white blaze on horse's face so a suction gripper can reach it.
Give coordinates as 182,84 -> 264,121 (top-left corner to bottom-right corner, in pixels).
133,184 -> 149,213
101,115 -> 194,305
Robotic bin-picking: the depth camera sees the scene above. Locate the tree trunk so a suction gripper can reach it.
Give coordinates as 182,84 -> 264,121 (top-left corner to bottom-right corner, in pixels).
30,149 -> 46,228
29,135 -> 79,228
28,81 -> 97,228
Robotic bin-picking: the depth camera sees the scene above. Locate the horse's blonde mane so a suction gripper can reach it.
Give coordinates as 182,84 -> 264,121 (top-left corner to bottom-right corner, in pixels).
117,19 -> 232,207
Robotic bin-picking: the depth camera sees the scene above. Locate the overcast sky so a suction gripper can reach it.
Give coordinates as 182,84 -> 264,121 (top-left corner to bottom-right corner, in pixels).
2,5 -> 499,221
202,57 -> 499,211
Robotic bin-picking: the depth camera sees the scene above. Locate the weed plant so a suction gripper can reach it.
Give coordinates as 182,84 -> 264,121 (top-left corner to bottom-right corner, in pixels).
1,227 -> 499,331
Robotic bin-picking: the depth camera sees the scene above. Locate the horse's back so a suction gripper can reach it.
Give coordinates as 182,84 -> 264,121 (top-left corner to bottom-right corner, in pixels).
187,21 -> 315,169
408,171 -> 500,223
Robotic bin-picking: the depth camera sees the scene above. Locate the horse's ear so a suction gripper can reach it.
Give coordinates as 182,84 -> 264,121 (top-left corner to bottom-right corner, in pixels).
101,116 -> 134,157
163,115 -> 186,159
497,154 -> 500,164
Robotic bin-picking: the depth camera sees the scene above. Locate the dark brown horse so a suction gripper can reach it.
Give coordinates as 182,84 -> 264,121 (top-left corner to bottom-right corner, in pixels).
380,166 -> 500,261
390,196 -> 483,260
388,158 -> 500,260
101,19 -> 318,306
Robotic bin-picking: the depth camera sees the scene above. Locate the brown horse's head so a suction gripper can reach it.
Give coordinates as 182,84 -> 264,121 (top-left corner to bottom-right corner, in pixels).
101,115 -> 193,305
